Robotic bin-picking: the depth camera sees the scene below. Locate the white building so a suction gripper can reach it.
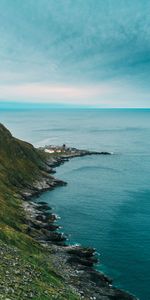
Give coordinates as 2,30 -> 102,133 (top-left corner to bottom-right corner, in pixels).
44,149 -> 55,153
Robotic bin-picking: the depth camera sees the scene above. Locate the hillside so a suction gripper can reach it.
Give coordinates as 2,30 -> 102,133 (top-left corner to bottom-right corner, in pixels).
0,123 -> 79,300
0,124 -> 137,300
0,123 -> 50,189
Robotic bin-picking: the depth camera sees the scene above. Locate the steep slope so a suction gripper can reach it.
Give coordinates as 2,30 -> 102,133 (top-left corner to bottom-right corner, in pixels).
0,124 -> 137,300
0,123 -> 48,189
0,124 -> 79,300
0,122 -> 52,235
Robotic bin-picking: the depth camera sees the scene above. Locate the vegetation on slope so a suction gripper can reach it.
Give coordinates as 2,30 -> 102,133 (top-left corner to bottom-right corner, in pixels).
0,123 -> 80,300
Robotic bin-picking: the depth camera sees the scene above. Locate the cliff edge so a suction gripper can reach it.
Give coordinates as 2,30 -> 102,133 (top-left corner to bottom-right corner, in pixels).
0,124 -> 137,300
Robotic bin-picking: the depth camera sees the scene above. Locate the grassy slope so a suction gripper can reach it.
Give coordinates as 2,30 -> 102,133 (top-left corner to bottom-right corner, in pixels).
0,123 -> 79,300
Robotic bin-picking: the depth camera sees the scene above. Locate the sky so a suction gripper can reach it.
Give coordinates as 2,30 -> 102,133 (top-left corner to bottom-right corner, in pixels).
0,0 -> 150,108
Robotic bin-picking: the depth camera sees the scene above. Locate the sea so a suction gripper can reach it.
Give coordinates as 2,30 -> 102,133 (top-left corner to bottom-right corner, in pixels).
0,108 -> 150,300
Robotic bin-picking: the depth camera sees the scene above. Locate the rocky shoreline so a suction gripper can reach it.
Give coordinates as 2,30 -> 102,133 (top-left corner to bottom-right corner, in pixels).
21,147 -> 137,300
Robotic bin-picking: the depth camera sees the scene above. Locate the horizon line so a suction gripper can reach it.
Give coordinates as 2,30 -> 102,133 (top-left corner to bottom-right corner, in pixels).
0,100 -> 150,110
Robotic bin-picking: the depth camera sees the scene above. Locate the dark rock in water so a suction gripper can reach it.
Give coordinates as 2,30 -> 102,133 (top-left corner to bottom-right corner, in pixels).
67,246 -> 98,266
51,179 -> 67,187
29,219 -> 59,232
42,230 -> 66,243
36,203 -> 51,211
87,269 -> 112,286
99,151 -> 111,155
68,255 -> 98,267
109,288 -> 137,300
38,201 -> 49,205
83,150 -> 111,156
45,213 -> 57,222
43,223 -> 59,231
67,246 -> 95,258
36,213 -> 57,223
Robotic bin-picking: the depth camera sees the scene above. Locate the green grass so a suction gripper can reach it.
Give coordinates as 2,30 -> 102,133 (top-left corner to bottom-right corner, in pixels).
0,124 -> 80,300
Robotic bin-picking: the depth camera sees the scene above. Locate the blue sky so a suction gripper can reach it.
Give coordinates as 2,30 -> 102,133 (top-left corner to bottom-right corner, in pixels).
0,0 -> 150,107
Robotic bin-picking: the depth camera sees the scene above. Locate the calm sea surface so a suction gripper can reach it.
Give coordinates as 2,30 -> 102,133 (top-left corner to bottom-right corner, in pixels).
1,109 -> 150,300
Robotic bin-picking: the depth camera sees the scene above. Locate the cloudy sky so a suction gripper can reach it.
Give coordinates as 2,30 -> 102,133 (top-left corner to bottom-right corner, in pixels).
0,0 -> 150,107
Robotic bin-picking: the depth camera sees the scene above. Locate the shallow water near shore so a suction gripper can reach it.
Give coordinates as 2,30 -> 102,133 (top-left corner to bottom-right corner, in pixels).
1,108 -> 150,300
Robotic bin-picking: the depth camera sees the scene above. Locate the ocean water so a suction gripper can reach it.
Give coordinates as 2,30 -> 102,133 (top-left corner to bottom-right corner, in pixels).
1,109 -> 150,300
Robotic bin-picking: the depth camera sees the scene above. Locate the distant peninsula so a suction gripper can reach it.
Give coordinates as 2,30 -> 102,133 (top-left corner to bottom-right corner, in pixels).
0,123 -> 137,300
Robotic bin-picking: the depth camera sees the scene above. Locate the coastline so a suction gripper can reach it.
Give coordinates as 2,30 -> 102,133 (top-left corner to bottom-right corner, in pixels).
21,147 -> 138,300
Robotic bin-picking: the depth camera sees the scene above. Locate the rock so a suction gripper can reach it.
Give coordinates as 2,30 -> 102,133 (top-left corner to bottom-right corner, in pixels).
43,224 -> 59,231
36,203 -> 51,211
18,145 -> 138,300
68,256 -> 98,267
66,246 -> 99,267
38,201 -> 49,205
33,179 -> 52,190
41,230 -> 67,243
35,215 -> 45,222
67,246 -> 95,258
35,213 -> 57,223
21,191 -> 33,199
88,269 -> 112,286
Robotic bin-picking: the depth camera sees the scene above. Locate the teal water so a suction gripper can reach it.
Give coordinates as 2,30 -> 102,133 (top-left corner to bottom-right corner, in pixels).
1,109 -> 150,300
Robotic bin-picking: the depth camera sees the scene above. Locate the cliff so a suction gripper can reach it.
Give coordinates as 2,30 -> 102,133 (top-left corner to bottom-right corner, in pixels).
0,123 -> 77,300
0,123 -> 137,300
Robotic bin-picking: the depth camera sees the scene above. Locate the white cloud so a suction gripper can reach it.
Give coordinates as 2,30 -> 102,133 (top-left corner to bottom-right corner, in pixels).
0,82 -> 113,103
0,81 -> 149,107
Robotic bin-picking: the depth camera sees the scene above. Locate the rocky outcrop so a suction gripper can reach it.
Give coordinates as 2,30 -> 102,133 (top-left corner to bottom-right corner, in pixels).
42,147 -> 112,169
1,124 -> 137,299
22,198 -> 137,300
21,177 -> 67,200
20,146 -> 137,300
